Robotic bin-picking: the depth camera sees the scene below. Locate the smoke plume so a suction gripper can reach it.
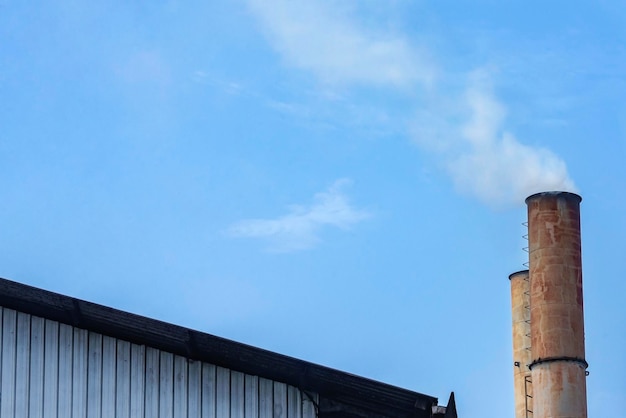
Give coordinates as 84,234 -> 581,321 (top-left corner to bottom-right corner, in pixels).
248,1 -> 577,207
413,72 -> 577,206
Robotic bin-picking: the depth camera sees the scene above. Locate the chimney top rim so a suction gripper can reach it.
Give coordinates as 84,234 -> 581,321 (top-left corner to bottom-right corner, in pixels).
525,191 -> 582,204
508,270 -> 529,280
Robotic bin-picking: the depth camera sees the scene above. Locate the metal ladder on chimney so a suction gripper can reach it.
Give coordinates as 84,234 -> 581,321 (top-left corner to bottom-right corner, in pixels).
522,222 -> 532,355
522,273 -> 533,418
522,222 -> 533,417
524,375 -> 533,417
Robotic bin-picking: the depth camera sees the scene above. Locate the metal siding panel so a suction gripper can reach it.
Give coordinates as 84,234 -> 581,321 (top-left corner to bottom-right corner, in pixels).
29,316 -> 45,418
258,378 -> 273,418
43,320 -> 59,418
160,351 -> 175,418
144,347 -> 161,418
0,312 -> 322,418
173,355 -> 188,418
201,363 -> 216,418
116,340 -> 132,418
301,392 -> 317,418
215,367 -> 230,417
87,332 -> 103,418
15,313 -> 31,418
72,328 -> 88,417
230,371 -> 244,418
57,323 -> 74,417
286,385 -> 300,418
130,344 -> 146,418
1,309 -> 17,417
0,309 -> 3,417
273,382 -> 287,418
101,335 -> 117,417
187,360 -> 201,418
244,374 -> 259,418
72,328 -> 89,417
0,309 -> 3,409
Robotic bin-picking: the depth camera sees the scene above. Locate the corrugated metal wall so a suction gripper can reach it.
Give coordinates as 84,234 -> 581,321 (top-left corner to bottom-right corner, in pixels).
0,308 -> 318,418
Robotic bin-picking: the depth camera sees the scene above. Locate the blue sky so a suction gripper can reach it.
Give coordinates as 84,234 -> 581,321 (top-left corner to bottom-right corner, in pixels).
1,1 -> 625,416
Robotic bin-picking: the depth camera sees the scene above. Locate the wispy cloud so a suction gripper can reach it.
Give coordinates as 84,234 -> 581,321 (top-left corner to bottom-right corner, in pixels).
115,50 -> 171,87
247,0 -> 436,88
228,179 -> 370,252
192,70 -> 245,95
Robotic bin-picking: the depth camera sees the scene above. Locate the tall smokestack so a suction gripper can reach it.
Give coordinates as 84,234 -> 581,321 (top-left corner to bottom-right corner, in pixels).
526,191 -> 588,418
509,270 -> 532,418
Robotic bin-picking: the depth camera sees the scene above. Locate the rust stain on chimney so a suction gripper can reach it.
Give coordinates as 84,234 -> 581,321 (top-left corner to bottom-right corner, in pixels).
509,270 -> 532,418
526,191 -> 588,418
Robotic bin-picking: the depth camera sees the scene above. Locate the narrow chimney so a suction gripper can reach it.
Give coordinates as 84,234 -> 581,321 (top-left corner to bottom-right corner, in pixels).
509,270 -> 532,418
526,191 -> 588,418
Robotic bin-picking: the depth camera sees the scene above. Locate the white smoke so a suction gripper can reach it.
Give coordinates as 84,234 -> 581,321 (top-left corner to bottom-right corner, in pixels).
413,72 -> 577,206
248,1 -> 578,207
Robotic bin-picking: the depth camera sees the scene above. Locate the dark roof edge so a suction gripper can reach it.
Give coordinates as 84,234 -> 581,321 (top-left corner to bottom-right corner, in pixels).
0,277 -> 439,416
444,392 -> 458,418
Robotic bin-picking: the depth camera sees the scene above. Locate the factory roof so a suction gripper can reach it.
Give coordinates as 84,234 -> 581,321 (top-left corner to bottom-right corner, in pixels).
0,277 -> 456,418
